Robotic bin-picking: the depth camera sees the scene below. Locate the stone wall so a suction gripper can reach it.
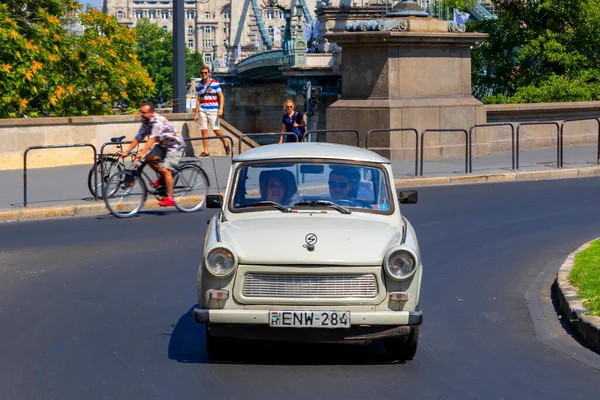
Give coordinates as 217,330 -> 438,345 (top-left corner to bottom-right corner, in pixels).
221,83 -> 305,136
0,113 -> 255,170
1,101 -> 600,170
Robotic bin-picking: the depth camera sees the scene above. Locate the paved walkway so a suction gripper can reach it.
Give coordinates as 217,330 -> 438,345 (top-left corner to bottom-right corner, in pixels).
1,144 -> 599,219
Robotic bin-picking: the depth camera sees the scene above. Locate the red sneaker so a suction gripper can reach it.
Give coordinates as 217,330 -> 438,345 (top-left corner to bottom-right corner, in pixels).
158,197 -> 175,207
151,177 -> 163,188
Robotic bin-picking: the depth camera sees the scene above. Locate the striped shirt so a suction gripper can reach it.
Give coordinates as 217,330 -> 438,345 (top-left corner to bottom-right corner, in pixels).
196,79 -> 222,113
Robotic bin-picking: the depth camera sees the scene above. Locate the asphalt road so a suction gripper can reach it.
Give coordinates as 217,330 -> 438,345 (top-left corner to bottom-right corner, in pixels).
1,178 -> 600,399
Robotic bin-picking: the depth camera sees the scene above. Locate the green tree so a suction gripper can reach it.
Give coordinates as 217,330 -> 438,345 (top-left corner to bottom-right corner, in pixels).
134,18 -> 173,104
0,1 -> 154,117
471,0 -> 600,103
135,19 -> 205,105
186,51 -> 204,82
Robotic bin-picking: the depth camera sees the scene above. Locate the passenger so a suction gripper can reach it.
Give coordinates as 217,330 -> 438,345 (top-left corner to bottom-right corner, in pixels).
259,169 -> 299,205
328,166 -> 360,202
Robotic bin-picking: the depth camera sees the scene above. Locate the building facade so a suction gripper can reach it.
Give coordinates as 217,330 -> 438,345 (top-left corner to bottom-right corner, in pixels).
102,0 -> 316,72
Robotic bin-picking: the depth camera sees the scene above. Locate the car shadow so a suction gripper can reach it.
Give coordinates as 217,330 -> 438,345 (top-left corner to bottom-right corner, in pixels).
167,306 -> 405,366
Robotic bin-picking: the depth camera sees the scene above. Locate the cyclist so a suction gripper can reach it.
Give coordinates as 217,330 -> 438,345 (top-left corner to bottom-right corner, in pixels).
119,102 -> 185,207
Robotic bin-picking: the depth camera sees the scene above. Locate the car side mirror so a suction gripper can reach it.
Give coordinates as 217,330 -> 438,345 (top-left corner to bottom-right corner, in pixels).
398,190 -> 418,204
206,194 -> 223,208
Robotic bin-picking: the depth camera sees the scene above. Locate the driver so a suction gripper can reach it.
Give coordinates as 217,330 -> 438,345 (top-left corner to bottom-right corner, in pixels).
328,166 -> 360,202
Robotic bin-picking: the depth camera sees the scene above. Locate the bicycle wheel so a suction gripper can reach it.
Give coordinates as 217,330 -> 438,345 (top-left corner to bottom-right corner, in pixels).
140,164 -> 161,195
172,164 -> 209,213
103,170 -> 146,218
87,158 -> 122,199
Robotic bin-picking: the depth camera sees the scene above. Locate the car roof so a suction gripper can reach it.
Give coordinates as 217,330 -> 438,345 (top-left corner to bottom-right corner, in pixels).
233,142 -> 390,164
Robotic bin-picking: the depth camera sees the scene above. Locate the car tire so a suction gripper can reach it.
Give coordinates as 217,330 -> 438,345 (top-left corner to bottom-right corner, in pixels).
205,325 -> 231,362
384,325 -> 420,361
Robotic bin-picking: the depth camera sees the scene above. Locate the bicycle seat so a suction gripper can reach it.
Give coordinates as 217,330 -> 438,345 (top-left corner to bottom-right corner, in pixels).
111,136 -> 126,143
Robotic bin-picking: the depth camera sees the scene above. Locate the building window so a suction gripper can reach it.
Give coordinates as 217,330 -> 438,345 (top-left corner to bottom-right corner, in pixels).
116,11 -> 124,19
204,54 -> 212,63
163,26 -> 168,33
266,10 -> 273,20
203,38 -> 214,49
188,25 -> 193,34
268,25 -> 274,39
161,10 -> 168,19
224,10 -> 230,20
279,10 -> 285,20
135,10 -> 143,19
204,11 -> 210,19
204,26 -> 211,34
148,10 -> 156,19
188,40 -> 194,48
186,10 -> 194,19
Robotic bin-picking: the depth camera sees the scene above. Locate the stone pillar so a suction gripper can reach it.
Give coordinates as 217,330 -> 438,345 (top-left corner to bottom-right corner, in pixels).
325,17 -> 488,161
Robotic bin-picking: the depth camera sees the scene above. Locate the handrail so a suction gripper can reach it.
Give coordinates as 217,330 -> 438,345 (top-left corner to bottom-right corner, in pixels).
420,129 -> 469,176
468,123 -> 515,172
559,118 -> 600,167
302,129 -> 360,147
515,122 -> 560,170
238,132 -> 298,154
23,143 -> 97,207
366,128 -> 419,176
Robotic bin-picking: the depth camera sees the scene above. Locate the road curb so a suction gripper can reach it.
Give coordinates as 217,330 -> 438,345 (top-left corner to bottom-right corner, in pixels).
556,239 -> 600,353
395,165 -> 600,187
0,195 -> 205,222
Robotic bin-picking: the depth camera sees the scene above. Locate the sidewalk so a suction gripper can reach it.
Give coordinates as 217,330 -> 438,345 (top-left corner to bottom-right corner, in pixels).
1,145 -> 599,221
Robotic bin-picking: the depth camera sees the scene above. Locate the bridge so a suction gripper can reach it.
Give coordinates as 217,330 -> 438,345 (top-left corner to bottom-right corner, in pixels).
215,0 -> 495,85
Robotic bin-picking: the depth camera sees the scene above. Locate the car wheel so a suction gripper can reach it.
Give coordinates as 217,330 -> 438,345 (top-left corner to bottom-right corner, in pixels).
205,325 -> 231,361
384,325 -> 420,361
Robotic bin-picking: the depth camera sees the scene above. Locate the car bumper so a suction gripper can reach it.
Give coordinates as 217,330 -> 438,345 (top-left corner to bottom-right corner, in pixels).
194,308 -> 422,326
195,309 -> 422,342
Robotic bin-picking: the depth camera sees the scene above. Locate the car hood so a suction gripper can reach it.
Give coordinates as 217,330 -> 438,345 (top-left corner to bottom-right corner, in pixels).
219,213 -> 403,265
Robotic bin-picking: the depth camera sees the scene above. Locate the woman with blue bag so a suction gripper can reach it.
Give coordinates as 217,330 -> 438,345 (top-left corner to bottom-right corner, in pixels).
279,99 -> 306,143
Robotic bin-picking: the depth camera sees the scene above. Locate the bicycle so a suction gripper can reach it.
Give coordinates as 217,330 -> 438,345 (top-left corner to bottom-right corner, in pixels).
87,136 -> 159,199
103,152 -> 210,218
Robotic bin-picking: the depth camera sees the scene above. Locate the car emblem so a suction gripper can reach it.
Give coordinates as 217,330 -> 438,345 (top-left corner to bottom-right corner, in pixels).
303,233 -> 317,252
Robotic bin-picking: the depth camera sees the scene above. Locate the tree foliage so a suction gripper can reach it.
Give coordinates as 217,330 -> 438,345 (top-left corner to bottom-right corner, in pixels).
0,0 -> 155,117
134,18 -> 205,105
470,0 -> 600,103
134,18 -> 172,104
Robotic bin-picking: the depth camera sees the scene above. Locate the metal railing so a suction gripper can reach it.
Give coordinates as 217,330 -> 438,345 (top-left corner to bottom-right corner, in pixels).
238,132 -> 298,155
366,128 -> 419,176
302,129 -> 360,147
23,143 -> 97,207
515,122 -> 560,170
559,118 -> 600,167
469,123 -> 515,172
420,129 -> 469,176
99,136 -> 234,195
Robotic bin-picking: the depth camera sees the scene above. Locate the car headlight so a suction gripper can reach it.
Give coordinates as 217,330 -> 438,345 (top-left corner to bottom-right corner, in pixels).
205,247 -> 237,277
384,247 -> 417,280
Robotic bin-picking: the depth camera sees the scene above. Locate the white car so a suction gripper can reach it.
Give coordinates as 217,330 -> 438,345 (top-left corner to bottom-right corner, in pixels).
195,142 -> 423,360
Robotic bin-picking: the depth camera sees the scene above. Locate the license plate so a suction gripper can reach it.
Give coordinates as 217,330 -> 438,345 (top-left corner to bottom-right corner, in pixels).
269,311 -> 350,328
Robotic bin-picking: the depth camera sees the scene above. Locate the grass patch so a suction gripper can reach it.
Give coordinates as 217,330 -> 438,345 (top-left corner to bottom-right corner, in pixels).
570,240 -> 600,316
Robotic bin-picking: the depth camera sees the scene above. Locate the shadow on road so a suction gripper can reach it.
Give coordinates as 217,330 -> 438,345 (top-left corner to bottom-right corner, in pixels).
168,306 -> 405,366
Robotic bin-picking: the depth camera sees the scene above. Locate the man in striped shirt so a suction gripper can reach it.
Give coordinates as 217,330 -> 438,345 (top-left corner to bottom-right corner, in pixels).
194,66 -> 231,157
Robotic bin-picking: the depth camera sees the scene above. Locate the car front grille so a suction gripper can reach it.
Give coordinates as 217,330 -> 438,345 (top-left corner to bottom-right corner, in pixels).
242,273 -> 378,298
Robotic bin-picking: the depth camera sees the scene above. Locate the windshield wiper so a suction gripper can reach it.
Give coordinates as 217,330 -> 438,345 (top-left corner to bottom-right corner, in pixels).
237,201 -> 292,213
293,200 -> 351,214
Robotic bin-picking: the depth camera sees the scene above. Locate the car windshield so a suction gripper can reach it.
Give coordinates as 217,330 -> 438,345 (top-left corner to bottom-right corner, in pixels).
230,161 -> 393,213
